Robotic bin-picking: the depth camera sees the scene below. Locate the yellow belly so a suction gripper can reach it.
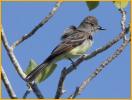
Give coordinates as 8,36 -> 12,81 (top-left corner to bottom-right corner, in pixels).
53,40 -> 93,62
65,40 -> 93,58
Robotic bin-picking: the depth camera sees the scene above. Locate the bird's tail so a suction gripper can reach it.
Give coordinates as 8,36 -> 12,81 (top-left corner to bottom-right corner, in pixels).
25,61 -> 51,82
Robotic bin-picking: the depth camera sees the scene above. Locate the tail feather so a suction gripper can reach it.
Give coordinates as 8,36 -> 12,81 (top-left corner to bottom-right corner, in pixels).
25,62 -> 49,82
25,52 -> 58,82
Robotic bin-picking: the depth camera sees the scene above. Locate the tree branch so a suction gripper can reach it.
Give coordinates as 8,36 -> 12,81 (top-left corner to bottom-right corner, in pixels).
119,8 -> 127,41
23,89 -> 31,99
70,38 -> 130,98
1,28 -> 44,98
55,26 -> 130,98
1,29 -> 26,80
11,2 -> 62,49
29,82 -> 44,98
2,67 -> 17,98
55,67 -> 67,98
120,9 -> 126,31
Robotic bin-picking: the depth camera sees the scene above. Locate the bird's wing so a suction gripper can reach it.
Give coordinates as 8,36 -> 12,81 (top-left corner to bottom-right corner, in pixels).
45,31 -> 86,62
61,25 -> 77,40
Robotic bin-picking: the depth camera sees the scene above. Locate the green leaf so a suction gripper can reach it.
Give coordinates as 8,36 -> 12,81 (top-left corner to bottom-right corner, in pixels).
86,1 -> 99,11
25,59 -> 38,75
113,1 -> 129,9
25,59 -> 57,84
35,63 -> 57,83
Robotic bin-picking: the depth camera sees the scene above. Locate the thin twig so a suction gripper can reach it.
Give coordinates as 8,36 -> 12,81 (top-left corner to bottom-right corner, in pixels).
55,26 -> 130,98
23,83 -> 44,99
1,29 -> 26,80
55,67 -> 67,98
119,8 -> 127,41
69,87 -> 79,98
1,29 -> 44,98
11,2 -> 62,49
23,90 -> 31,99
2,67 -> 17,98
23,87 -> 32,98
70,38 -> 130,98
29,82 -> 44,98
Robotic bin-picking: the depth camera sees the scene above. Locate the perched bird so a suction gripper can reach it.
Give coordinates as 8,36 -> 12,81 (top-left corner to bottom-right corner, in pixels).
25,16 -> 105,82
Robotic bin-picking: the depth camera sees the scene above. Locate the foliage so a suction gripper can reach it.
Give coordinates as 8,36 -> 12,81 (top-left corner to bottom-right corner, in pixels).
86,1 -> 99,11
86,1 -> 129,11
25,59 -> 57,83
113,1 -> 129,9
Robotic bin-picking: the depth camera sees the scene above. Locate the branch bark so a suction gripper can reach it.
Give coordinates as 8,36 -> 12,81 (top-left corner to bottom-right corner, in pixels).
2,67 -> 17,98
1,29 -> 44,98
55,67 -> 67,98
29,82 -> 44,98
119,8 -> 127,41
55,26 -> 130,98
70,38 -> 130,98
23,89 -> 31,98
1,29 -> 26,80
11,2 -> 62,49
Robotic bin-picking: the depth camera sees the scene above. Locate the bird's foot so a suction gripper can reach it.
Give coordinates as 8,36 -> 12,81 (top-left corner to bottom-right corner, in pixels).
68,58 -> 76,68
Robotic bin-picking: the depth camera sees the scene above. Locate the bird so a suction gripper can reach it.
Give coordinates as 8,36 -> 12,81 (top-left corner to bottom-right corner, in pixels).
25,16 -> 105,82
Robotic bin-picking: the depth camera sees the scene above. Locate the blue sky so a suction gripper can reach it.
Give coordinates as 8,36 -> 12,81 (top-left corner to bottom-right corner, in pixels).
2,2 -> 130,98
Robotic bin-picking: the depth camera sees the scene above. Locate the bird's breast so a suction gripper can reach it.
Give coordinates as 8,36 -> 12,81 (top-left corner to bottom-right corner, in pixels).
66,39 -> 93,58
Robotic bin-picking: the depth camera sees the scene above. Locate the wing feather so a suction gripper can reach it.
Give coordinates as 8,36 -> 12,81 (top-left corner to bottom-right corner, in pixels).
45,31 -> 86,62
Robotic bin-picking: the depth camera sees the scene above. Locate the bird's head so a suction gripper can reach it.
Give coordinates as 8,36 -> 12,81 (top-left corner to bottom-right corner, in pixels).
78,16 -> 105,34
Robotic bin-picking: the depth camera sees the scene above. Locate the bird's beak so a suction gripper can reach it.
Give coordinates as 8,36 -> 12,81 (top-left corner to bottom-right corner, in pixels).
98,26 -> 106,30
